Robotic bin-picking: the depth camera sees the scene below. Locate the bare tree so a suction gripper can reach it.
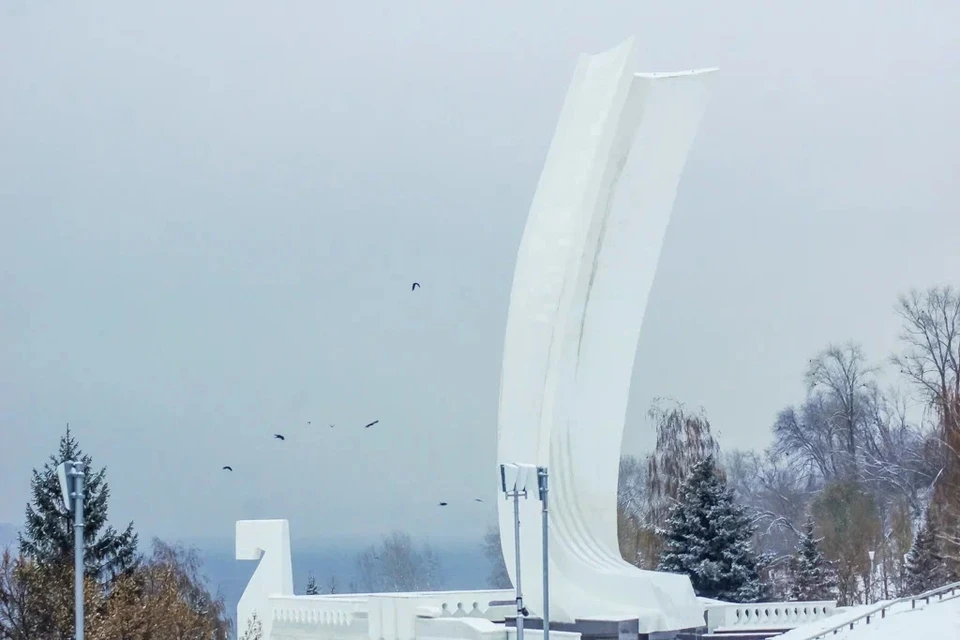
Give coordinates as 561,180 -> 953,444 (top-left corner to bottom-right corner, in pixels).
892,286 -> 960,422
768,336 -> 947,597
357,532 -> 440,593
724,449 -> 811,559
772,395 -> 844,481
1,538 -> 229,640
239,612 -> 263,640
92,539 -> 231,640
0,548 -> 35,640
0,550 -> 99,640
617,454 -> 650,567
892,286 -> 960,570
617,455 -> 647,519
642,399 -> 720,568
804,342 -> 879,477
774,344 -> 934,507
884,496 -> 914,598
811,481 -> 882,606
646,399 -> 719,512
857,387 -> 937,515
482,525 -> 511,589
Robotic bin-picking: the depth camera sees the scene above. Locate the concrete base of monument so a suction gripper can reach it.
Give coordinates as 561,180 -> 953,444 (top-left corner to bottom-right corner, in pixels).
505,615 -> 707,640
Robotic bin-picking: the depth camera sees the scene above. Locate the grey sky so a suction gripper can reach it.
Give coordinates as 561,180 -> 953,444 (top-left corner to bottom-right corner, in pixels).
2,1 -> 958,544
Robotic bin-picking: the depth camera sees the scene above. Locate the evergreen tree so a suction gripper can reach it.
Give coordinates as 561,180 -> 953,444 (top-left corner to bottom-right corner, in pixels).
788,515 -> 836,600
305,572 -> 320,595
657,456 -> 766,602
18,425 -> 139,584
905,509 -> 949,595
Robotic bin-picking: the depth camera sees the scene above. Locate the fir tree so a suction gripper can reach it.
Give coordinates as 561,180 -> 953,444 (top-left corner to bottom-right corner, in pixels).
18,425 -> 139,584
657,455 -> 766,602
905,509 -> 949,595
788,515 -> 836,601
305,572 -> 320,595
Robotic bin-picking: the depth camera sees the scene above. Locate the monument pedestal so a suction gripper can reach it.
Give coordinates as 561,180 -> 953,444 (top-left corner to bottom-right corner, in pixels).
505,615 -> 704,640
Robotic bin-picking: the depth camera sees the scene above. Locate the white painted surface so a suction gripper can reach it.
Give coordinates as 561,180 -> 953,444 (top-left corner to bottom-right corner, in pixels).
235,521 -> 513,640
496,37 -> 716,632
776,595 -> 960,640
705,601 -> 837,632
236,519 -> 294,640
417,617 -> 582,640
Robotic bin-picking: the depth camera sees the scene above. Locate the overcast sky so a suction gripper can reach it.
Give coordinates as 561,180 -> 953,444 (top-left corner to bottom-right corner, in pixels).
2,1 -> 958,545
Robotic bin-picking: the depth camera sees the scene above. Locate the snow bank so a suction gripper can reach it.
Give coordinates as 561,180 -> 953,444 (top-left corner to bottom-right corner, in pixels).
777,595 -> 960,640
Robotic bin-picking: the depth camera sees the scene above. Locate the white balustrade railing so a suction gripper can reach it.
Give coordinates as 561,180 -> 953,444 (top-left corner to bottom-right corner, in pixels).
270,595 -> 368,627
267,589 -> 515,639
404,590 -> 514,618
705,601 -> 837,632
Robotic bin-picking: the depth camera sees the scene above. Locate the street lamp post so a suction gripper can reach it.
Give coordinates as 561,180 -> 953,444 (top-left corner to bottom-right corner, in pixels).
58,460 -> 86,640
868,550 -> 876,604
501,463 -> 535,640
536,467 -> 550,640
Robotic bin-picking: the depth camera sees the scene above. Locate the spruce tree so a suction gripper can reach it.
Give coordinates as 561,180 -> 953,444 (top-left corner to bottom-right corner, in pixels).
788,515 -> 836,600
657,455 -> 766,602
18,425 -> 139,584
305,572 -> 320,595
905,509 -> 948,595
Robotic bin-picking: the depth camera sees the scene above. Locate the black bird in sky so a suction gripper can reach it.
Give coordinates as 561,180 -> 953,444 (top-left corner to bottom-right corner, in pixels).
411,282 -> 420,291
222,466 -> 233,471
329,423 -> 335,429
364,420 -> 379,429
438,502 -> 448,507
274,434 -> 285,441
474,498 -> 483,503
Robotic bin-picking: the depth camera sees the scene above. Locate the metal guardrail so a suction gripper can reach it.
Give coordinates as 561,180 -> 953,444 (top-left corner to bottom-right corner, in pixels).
782,580 -> 960,640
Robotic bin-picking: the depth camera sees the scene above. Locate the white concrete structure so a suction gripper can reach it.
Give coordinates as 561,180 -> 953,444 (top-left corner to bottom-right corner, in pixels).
231,38 -> 843,640
234,520 -> 840,640
235,518 -> 573,640
496,37 -> 715,632
237,520 -> 294,640
704,601 -> 837,634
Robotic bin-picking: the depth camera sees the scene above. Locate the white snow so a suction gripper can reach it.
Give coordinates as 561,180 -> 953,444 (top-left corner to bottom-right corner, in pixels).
776,595 -> 960,640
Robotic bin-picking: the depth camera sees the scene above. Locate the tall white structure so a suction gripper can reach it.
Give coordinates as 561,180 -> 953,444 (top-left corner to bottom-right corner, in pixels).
496,37 -> 716,633
229,38 -> 827,640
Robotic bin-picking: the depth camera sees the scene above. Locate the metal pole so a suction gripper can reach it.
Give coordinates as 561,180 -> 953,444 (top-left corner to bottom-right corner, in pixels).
538,467 -> 549,640
73,462 -> 85,640
513,490 -> 524,640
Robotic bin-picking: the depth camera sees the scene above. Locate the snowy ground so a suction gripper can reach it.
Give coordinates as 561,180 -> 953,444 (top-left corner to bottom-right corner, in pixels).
776,594 -> 960,639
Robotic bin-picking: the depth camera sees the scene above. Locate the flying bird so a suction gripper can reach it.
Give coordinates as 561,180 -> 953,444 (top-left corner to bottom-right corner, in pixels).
274,434 -> 285,440
474,498 -> 483,503
222,466 -> 233,471
329,424 -> 335,429
411,282 -> 420,291
438,502 -> 448,507
364,420 -> 379,429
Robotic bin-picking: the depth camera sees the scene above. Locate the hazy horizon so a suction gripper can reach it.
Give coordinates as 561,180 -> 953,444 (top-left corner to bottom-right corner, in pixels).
2,1 -> 958,544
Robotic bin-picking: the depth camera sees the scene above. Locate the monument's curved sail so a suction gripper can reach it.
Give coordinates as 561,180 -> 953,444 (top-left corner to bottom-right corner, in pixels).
497,38 -> 716,632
